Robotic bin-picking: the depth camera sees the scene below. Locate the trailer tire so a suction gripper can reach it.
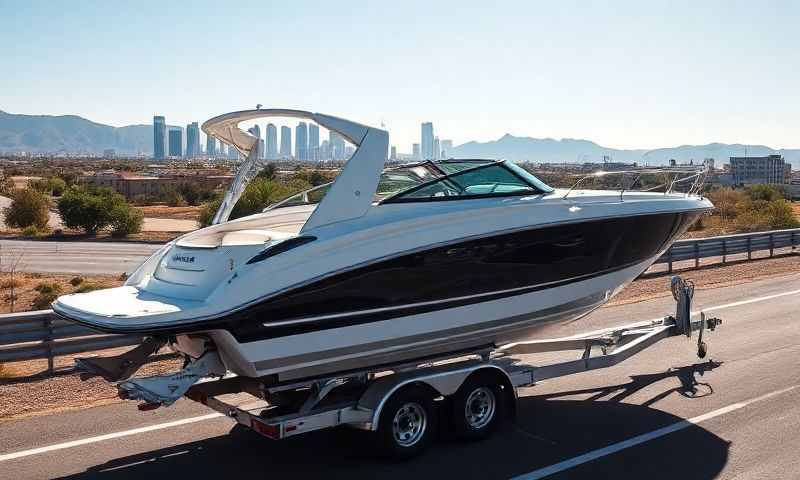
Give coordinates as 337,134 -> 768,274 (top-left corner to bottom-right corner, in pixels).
450,373 -> 505,442
376,385 -> 438,460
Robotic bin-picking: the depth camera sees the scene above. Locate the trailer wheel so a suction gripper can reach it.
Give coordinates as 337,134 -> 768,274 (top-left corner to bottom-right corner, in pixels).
450,373 -> 505,441
376,385 -> 438,460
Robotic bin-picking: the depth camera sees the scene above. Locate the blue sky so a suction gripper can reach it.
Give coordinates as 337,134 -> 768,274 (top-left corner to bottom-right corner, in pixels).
1,0 -> 798,152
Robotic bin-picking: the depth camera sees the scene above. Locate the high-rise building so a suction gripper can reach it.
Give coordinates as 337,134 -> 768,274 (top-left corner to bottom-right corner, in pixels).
266,123 -> 278,159
320,140 -> 331,161
295,122 -> 308,161
421,122 -> 434,160
441,139 -> 453,159
206,135 -> 216,157
433,137 -> 441,161
250,125 -> 262,159
308,124 -> 320,162
329,131 -> 346,161
280,126 -> 292,159
412,143 -> 420,161
390,146 -> 397,160
228,143 -> 239,160
168,128 -> 183,157
153,116 -> 166,160
186,122 -> 201,157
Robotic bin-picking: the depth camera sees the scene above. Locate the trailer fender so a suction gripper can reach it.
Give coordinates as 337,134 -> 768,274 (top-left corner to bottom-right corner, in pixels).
358,364 -> 514,431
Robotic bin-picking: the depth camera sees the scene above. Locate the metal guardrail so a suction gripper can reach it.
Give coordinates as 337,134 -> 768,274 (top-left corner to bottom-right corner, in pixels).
656,227 -> 800,272
0,310 -> 141,372
1,228 -> 799,369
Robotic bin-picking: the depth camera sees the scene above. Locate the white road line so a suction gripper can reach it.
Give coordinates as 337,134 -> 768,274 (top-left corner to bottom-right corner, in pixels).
642,287 -> 800,324
0,413 -> 222,463
3,286 -> 800,464
510,383 -> 800,480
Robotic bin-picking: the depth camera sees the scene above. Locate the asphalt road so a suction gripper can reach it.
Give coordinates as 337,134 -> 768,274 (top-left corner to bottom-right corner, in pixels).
0,239 -> 161,275
3,274 -> 800,479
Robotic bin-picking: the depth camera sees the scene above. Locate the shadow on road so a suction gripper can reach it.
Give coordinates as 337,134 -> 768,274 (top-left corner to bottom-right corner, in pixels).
56,364 -> 729,480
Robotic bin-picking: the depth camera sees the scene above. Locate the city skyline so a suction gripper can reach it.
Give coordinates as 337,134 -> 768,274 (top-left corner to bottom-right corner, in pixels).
3,1 -> 800,151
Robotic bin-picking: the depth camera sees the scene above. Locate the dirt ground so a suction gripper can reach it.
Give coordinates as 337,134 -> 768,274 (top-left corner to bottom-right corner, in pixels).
134,205 -> 202,221
2,253 -> 800,422
0,272 -> 124,313
0,349 -> 182,421
0,229 -> 182,244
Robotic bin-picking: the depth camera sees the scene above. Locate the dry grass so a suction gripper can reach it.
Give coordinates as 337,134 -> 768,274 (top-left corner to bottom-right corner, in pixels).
0,228 -> 181,243
134,204 -> 202,220
0,272 -> 124,313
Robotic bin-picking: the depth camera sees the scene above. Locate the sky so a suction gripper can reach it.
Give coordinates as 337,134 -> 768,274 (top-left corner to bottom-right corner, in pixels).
1,0 -> 799,153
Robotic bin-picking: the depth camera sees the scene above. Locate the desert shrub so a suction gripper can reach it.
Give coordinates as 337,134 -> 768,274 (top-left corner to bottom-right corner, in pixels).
21,225 -> 40,237
34,282 -> 61,295
198,197 -> 222,228
744,184 -> 785,202
27,178 -> 50,193
109,204 -> 143,237
707,187 -> 744,221
74,282 -> 102,293
69,276 -> 84,286
32,282 -> 62,310
0,176 -> 15,195
163,187 -> 186,207
3,188 -> 49,230
57,186 -> 128,234
0,278 -> 21,289
48,177 -> 66,197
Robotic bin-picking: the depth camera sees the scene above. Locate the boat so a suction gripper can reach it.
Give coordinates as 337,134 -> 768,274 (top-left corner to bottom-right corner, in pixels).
52,108 -> 713,386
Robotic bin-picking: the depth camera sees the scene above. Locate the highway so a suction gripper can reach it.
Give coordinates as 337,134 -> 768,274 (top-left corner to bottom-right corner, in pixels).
3,273 -> 800,479
0,239 -> 161,275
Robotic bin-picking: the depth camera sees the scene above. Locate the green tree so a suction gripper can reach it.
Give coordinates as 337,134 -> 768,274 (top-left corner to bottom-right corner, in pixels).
109,204 -> 144,237
48,177 -> 66,197
3,188 -> 49,230
255,163 -> 277,180
197,178 -> 312,227
57,186 -> 127,234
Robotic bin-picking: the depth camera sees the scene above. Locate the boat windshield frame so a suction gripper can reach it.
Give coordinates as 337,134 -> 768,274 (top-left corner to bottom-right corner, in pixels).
379,159 -> 553,204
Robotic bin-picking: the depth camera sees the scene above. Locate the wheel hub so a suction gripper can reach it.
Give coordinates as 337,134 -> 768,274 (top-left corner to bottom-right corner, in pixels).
464,387 -> 496,429
392,402 -> 427,447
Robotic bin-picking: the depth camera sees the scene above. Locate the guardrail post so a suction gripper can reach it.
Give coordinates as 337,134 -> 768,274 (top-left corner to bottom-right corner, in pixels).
793,231 -> 797,252
722,240 -> 727,264
667,248 -> 673,273
44,314 -> 54,373
694,241 -> 700,268
747,236 -> 752,260
769,233 -> 774,257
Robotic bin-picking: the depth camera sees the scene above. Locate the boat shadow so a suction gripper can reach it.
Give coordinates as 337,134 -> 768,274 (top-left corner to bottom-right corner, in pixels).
57,362 -> 729,480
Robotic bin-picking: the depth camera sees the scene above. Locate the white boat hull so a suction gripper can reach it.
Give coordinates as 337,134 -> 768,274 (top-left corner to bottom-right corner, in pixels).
205,256 -> 652,380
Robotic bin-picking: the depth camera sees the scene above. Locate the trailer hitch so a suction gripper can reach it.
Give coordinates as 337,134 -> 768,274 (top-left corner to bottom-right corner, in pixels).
669,276 -> 722,358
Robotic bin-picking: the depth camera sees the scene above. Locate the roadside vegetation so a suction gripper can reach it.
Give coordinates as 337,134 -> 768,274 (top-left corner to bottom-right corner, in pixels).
2,188 -> 50,234
693,185 -> 799,237
57,186 -> 143,236
197,167 -> 334,227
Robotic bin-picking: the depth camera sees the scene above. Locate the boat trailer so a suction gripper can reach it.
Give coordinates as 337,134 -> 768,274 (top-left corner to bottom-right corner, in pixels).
170,276 -> 720,458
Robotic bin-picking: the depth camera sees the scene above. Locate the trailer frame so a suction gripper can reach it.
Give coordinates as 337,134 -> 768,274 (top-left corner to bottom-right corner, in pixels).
180,277 -> 721,456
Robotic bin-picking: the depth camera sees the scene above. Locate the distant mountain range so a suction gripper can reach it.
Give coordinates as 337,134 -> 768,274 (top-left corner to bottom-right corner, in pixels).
0,110 -> 178,155
2,109 -> 800,168
451,134 -> 800,168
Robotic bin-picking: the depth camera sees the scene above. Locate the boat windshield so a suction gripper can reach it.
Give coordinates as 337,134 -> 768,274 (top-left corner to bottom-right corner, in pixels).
265,160 -> 550,210
382,161 -> 553,203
